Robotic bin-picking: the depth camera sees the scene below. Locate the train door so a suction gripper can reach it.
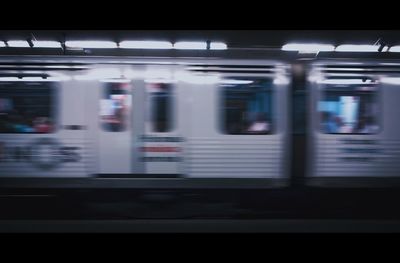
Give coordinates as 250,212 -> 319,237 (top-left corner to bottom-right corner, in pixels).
139,66 -> 182,176
86,66 -> 143,176
181,63 -> 291,182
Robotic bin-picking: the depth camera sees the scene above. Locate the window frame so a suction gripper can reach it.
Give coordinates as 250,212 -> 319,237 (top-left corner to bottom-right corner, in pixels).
99,81 -> 133,133
145,81 -> 175,134
317,83 -> 383,135
219,76 -> 275,136
0,81 -> 59,135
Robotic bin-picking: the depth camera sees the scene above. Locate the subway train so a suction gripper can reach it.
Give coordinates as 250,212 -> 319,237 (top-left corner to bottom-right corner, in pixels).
0,55 -> 400,189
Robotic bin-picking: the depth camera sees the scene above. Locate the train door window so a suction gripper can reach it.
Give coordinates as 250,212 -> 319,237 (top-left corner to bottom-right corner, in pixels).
221,78 -> 273,135
0,81 -> 57,134
145,82 -> 173,133
100,82 -> 132,132
318,85 -> 380,134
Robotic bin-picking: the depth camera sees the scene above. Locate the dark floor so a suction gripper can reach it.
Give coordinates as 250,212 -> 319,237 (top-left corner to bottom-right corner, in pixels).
1,188 -> 400,220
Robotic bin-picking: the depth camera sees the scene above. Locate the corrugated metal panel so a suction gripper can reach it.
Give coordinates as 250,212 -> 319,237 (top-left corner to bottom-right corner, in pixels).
184,138 -> 282,178
314,137 -> 400,177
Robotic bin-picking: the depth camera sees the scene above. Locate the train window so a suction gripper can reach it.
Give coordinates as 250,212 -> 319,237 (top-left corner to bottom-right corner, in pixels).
0,82 -> 56,134
146,82 -> 173,133
221,78 -> 273,135
318,85 -> 380,134
100,82 -> 132,132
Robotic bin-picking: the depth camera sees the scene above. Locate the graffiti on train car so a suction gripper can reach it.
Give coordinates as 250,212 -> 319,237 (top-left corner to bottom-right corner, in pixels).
0,138 -> 82,170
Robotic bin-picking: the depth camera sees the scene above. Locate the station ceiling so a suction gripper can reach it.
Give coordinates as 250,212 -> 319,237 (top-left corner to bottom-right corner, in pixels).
1,30 -> 399,48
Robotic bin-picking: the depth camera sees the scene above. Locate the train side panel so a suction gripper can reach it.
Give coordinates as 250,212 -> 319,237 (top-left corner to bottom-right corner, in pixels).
307,63 -> 400,183
0,77 -> 92,177
181,71 -> 290,179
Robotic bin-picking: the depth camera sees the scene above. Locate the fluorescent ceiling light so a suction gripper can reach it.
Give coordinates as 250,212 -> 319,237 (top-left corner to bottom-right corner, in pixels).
210,42 -> 227,50
7,40 -> 30,47
220,79 -> 253,85
315,67 -> 367,72
0,77 -> 20,81
22,77 -> 63,82
174,41 -> 207,50
281,43 -> 334,52
119,41 -> 173,49
389,46 -> 400,52
0,77 -> 64,82
335,45 -> 379,52
0,41 -> 5,47
318,79 -> 377,85
32,41 -> 61,48
65,41 -> 117,49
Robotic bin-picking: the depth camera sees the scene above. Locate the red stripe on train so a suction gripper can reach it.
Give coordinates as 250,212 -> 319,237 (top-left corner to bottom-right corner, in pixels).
140,147 -> 181,152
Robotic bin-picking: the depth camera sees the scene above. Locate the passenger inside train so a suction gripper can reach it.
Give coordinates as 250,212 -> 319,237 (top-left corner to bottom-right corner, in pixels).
0,83 -> 54,134
100,83 -> 131,132
356,116 -> 379,134
247,112 -> 270,133
223,78 -> 273,135
319,88 -> 379,134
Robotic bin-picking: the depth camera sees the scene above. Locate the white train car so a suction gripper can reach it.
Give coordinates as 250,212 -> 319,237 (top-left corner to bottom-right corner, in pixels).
0,56 -> 291,188
307,60 -> 400,186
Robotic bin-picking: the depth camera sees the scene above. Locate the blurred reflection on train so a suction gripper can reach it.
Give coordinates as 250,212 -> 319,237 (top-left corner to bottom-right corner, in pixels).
0,58 -> 291,188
